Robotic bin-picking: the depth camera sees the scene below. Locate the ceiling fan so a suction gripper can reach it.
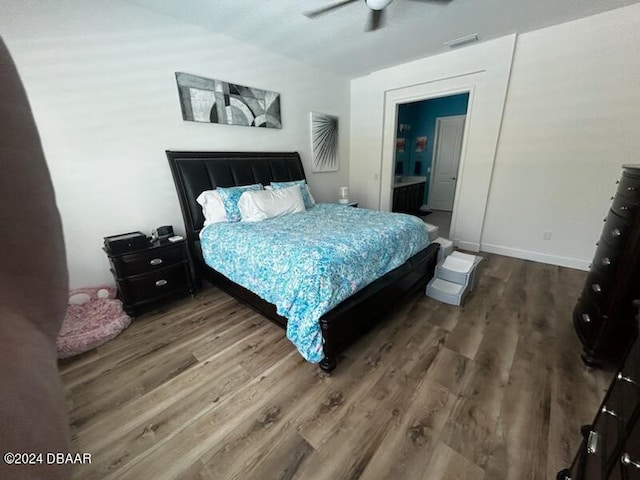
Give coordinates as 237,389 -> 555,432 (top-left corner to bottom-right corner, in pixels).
304,0 -> 449,32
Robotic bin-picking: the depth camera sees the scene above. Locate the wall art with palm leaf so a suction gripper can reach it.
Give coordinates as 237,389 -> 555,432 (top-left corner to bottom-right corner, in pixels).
310,112 -> 339,172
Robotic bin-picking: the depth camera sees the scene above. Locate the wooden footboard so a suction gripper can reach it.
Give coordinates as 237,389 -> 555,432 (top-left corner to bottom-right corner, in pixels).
318,242 -> 439,372
197,242 -> 439,373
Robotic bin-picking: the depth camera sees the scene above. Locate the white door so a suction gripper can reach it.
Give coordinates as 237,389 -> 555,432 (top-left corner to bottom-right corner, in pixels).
429,115 -> 466,211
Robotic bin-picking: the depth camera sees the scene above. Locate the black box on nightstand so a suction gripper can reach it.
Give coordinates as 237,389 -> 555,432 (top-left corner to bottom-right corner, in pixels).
103,231 -> 149,255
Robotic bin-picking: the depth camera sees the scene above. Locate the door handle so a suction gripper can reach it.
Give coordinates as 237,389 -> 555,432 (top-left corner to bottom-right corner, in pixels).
451,177 -> 457,180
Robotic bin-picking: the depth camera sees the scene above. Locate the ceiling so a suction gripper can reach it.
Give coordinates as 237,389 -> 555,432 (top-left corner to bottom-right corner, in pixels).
128,0 -> 640,77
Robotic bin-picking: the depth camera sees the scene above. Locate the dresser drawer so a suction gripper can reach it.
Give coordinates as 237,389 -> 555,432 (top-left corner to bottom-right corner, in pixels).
620,415 -> 640,480
623,336 -> 640,386
600,374 -> 639,468
582,271 -> 613,312
580,422 -> 606,479
591,239 -> 624,276
601,211 -> 633,250
120,265 -> 189,305
575,295 -> 605,341
617,170 -> 640,200
612,194 -> 640,221
111,242 -> 187,277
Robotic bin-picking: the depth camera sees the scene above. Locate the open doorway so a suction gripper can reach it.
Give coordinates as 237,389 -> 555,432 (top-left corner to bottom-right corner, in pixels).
392,93 -> 469,239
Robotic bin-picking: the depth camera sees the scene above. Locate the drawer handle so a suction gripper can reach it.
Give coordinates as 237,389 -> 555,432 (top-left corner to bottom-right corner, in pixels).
610,228 -> 622,237
582,313 -> 591,323
155,279 -> 168,287
620,206 -> 629,211
592,284 -> 602,293
587,430 -> 598,454
600,257 -> 611,266
602,405 -> 619,417
621,453 -> 640,469
617,372 -> 638,386
150,258 -> 163,266
628,186 -> 638,192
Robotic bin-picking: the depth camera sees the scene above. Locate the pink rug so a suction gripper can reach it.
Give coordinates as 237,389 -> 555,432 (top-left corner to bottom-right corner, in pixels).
57,286 -> 131,359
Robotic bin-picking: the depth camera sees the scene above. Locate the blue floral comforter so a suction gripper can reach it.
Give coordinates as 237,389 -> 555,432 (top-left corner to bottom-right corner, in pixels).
200,204 -> 430,363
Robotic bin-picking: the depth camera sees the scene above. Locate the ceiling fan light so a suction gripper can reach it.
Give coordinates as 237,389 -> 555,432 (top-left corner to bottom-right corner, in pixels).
366,0 -> 393,11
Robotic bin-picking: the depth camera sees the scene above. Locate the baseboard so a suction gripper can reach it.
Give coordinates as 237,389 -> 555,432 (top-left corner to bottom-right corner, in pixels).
480,243 -> 590,271
454,240 -> 480,252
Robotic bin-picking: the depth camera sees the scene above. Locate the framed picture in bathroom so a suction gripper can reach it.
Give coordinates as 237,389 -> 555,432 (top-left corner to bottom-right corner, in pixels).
415,136 -> 427,152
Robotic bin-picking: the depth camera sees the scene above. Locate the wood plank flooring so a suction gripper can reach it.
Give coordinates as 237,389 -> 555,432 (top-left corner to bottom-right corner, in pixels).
59,253 -> 614,480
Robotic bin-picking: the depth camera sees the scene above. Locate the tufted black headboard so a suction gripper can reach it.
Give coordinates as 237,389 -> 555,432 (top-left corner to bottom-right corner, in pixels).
166,151 -> 306,273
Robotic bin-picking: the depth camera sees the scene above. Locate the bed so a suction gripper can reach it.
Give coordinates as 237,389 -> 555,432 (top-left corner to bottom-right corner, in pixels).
166,151 -> 439,372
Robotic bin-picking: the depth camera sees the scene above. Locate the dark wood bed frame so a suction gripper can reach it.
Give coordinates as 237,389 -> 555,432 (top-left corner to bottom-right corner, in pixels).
166,150 -> 439,372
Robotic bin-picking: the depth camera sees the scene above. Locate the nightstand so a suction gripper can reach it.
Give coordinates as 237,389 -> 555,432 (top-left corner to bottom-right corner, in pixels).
104,239 -> 194,316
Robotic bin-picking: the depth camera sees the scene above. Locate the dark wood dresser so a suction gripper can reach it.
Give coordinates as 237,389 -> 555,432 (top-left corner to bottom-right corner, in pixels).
574,165 -> 640,367
105,239 -> 194,316
558,303 -> 640,480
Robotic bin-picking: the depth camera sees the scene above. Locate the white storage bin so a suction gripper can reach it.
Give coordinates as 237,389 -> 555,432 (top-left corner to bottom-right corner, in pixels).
437,252 -> 482,291
426,277 -> 468,306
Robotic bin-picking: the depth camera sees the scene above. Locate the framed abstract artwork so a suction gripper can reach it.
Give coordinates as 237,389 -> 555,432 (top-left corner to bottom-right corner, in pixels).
175,72 -> 281,129
310,112 -> 338,172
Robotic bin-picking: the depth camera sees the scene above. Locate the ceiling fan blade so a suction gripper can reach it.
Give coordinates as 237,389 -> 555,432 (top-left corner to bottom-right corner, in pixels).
304,0 -> 359,18
366,8 -> 385,31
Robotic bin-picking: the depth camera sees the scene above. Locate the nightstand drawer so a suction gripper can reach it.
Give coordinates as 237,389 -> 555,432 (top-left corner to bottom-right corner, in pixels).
120,265 -> 189,305
111,243 -> 187,277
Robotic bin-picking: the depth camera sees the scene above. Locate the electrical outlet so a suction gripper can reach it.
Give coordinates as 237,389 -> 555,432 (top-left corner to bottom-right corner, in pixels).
544,231 -> 552,240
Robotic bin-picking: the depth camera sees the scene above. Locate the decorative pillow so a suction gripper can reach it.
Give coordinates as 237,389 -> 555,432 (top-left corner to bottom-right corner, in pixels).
196,190 -> 228,225
216,183 -> 263,222
270,180 -> 315,209
238,185 -> 306,222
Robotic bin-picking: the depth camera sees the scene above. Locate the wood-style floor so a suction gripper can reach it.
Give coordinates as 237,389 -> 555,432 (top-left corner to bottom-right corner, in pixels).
59,253 -> 614,480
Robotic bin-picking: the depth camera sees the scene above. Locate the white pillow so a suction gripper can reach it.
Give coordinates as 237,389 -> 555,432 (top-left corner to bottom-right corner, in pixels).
238,185 -> 306,222
264,180 -> 317,208
196,190 -> 228,225
265,183 -> 316,205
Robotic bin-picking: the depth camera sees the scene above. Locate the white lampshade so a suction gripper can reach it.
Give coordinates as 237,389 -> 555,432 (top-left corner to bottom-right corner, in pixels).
366,0 -> 393,10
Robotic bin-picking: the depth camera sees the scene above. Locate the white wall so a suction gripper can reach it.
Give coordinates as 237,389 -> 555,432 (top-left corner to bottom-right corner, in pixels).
0,0 -> 350,288
351,3 -> 640,269
481,4 -> 640,269
350,36 -> 516,251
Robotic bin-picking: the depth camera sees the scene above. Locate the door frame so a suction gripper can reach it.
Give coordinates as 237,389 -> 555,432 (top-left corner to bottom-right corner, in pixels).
382,83 -> 474,242
428,114 -> 467,211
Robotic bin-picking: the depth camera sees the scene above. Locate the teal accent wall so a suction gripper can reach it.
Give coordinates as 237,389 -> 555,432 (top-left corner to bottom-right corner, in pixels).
395,92 -> 469,204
